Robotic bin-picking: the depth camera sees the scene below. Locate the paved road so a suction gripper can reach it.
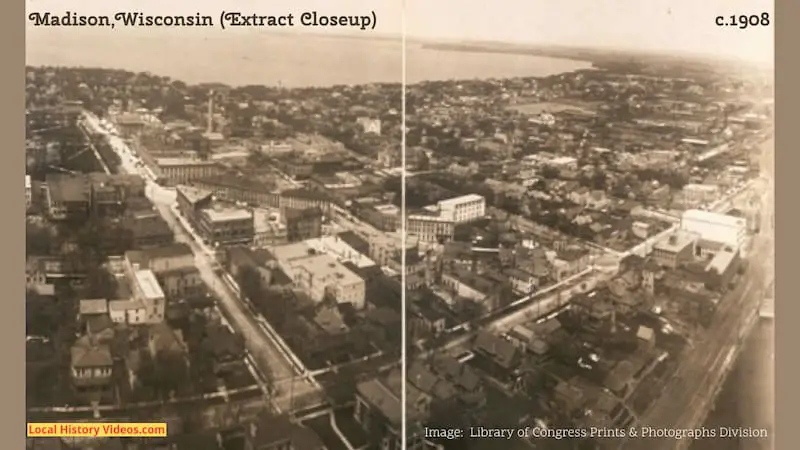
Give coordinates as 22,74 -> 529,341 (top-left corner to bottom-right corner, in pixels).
83,114 -> 320,412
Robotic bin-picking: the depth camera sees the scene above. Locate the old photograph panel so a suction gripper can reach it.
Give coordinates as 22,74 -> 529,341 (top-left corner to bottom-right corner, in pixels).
25,0 -> 403,448
402,0 -> 774,449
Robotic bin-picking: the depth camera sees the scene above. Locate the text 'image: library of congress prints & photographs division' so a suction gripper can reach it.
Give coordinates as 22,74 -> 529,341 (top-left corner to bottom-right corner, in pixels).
24,0 -> 774,449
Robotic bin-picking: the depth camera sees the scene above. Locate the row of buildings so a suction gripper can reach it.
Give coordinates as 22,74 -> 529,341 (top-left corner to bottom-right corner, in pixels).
176,184 -> 325,248
42,172 -> 146,220
69,244 -> 202,392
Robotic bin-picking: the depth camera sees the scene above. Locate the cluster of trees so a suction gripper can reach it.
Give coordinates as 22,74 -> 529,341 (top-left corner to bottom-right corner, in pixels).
134,350 -> 191,401
236,266 -> 293,331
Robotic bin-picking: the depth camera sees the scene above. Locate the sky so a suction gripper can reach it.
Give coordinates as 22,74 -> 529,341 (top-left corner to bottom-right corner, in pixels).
26,0 -> 774,66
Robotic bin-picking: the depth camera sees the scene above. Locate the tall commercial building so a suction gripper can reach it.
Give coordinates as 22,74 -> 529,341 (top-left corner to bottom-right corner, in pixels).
680,209 -> 746,249
436,194 -> 486,223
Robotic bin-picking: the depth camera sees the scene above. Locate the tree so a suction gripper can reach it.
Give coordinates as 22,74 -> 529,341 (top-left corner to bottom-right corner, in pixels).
84,267 -> 118,299
138,351 -> 189,399
540,166 -> 560,179
155,352 -> 190,397
26,223 -> 55,256
26,291 -> 60,337
236,265 -> 262,303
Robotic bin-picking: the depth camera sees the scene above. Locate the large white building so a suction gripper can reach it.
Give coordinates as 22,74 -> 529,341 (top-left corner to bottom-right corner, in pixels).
271,242 -> 366,309
436,194 -> 486,224
132,269 -> 166,323
681,184 -> 720,208
680,209 -> 746,249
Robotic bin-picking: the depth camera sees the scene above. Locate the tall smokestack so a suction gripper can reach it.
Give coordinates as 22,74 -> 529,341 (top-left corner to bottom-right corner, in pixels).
207,90 -> 214,134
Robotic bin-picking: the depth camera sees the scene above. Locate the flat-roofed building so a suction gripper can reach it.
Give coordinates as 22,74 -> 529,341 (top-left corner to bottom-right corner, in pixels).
272,242 -> 366,309
407,212 -> 455,243
125,244 -> 201,299
279,189 -> 333,218
352,197 -> 399,232
705,248 -> 741,291
156,158 -> 223,185
197,205 -> 255,247
44,173 -> 90,221
680,209 -> 747,250
122,213 -> 174,249
682,184 -> 720,208
284,207 -> 323,242
305,235 -> 375,269
191,174 -> 280,208
176,184 -> 213,219
109,299 -> 147,325
435,194 -> 486,224
131,269 -> 166,323
652,230 -> 699,268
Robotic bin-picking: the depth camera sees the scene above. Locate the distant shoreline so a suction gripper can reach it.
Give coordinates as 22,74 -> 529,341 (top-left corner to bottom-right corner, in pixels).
419,42 -> 769,77
420,42 -> 594,64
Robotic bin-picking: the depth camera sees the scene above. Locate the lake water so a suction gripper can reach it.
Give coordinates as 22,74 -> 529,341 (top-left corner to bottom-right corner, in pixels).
26,29 -> 592,87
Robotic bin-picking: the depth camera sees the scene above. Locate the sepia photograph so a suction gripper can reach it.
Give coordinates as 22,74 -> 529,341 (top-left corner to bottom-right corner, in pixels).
26,0 -> 405,449
403,1 -> 774,450
25,0 -> 774,449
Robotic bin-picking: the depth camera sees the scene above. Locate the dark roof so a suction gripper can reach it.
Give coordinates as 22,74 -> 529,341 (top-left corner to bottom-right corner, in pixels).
473,330 -> 520,370
284,207 -> 323,220
124,215 -> 172,239
280,188 -> 331,202
46,173 -> 89,203
176,184 -> 213,205
271,268 -> 293,286
203,325 -> 245,360
195,174 -> 276,194
431,355 -> 481,392
71,336 -> 113,368
143,243 -> 193,260
365,307 -> 401,326
337,231 -> 370,254
365,274 -> 402,311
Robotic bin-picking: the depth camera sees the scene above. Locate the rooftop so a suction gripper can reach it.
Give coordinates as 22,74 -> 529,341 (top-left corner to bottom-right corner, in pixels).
356,376 -> 402,427
71,335 -> 113,368
134,269 -> 164,300
194,174 -> 277,194
437,194 -> 485,208
176,184 -> 213,205
304,236 -> 375,268
293,253 -> 363,287
707,248 -> 738,274
654,230 -> 697,254
682,209 -> 746,229
281,188 -> 331,202
683,183 -> 719,192
125,243 -> 193,269
108,299 -> 145,312
201,206 -> 253,223
79,298 -> 108,316
284,206 -> 323,221
157,157 -> 218,167
46,173 -> 88,203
